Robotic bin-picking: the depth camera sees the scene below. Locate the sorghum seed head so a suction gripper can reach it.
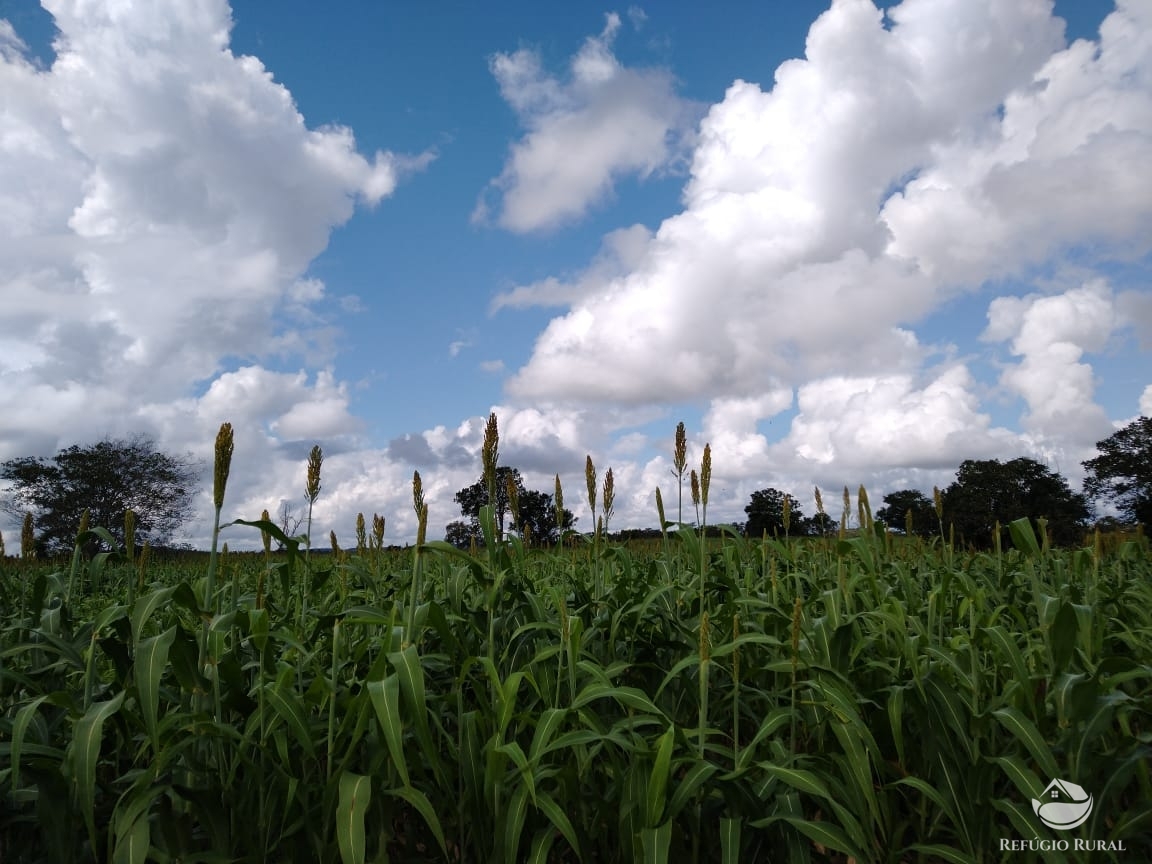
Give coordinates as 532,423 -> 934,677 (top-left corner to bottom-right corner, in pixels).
602,467 -> 614,528
700,443 -> 711,508
554,474 -> 564,529
372,513 -> 385,548
814,486 -> 825,516
585,455 -> 597,516
213,422 -> 234,510
412,470 -> 425,517
482,413 -> 499,494
261,509 -> 272,554
356,512 -> 367,553
305,444 -> 323,504
691,469 -> 700,508
655,486 -> 666,527
933,486 -> 943,520
673,421 -> 687,476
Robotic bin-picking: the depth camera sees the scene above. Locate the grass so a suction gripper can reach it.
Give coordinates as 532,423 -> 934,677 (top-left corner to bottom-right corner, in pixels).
0,420 -> 1149,864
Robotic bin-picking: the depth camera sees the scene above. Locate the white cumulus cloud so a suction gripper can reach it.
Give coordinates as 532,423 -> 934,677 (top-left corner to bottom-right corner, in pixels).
478,12 -> 697,232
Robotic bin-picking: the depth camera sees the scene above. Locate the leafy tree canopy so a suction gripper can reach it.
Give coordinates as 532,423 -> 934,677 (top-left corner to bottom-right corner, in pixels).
744,488 -> 807,538
450,467 -> 575,547
942,457 -> 1089,548
876,490 -> 937,537
1,435 -> 202,554
1082,416 -> 1152,530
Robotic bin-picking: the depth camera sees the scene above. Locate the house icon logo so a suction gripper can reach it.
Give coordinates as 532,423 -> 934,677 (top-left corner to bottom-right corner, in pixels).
1032,778 -> 1093,830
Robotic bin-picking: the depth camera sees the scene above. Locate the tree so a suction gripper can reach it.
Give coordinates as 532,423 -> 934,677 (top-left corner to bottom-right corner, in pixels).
1082,416 -> 1152,530
452,467 -> 575,547
876,490 -> 937,537
1,435 -> 201,554
942,457 -> 1090,548
744,488 -> 806,538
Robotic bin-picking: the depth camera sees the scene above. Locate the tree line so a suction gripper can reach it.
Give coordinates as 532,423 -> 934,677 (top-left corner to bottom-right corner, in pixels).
2,417 -> 1150,555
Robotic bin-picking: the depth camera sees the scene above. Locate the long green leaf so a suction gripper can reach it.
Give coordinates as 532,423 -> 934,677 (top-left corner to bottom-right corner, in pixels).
646,724 -> 676,827
367,674 -> 409,787
69,691 -> 126,854
992,706 -> 1058,779
336,771 -> 372,864
136,626 -> 175,754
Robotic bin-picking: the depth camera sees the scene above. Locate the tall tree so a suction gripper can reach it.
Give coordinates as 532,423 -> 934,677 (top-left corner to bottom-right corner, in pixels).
942,457 -> 1090,548
876,490 -> 937,537
744,488 -> 806,538
1,435 -> 201,554
1082,416 -> 1152,530
452,467 -> 574,547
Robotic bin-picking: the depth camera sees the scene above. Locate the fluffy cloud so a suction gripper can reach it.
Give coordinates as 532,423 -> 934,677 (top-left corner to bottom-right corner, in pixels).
0,0 -> 432,545
985,282 -> 1116,443
492,0 -> 1150,526
1141,385 -> 1152,417
478,12 -> 697,232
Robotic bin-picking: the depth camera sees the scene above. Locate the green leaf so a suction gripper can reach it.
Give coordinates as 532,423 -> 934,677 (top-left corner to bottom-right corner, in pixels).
778,816 -> 867,863
573,682 -> 665,717
367,674 -> 409,787
384,785 -> 448,858
502,782 -> 530,864
1008,518 -> 1040,556
336,771 -> 372,864
666,760 -> 718,821
720,816 -> 742,864
528,707 -> 567,766
992,707 -> 1058,779
1048,602 -> 1078,674
112,809 -> 150,864
758,764 -> 833,801
10,694 -> 51,791
136,626 -> 175,754
639,821 -> 672,864
263,680 -> 315,758
537,791 -> 582,860
69,691 -> 126,855
646,724 -> 676,827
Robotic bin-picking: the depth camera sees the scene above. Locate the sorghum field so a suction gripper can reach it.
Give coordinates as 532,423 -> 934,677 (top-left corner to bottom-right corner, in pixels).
1,422 -> 1149,863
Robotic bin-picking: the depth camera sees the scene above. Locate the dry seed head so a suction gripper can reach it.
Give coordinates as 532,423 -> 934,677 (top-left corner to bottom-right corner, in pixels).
213,422 -> 234,510
506,472 -> 520,528
78,508 -> 89,536
412,470 -> 425,518
690,469 -> 700,509
355,512 -> 367,554
655,486 -> 666,527
842,485 -> 851,520
554,474 -> 564,529
782,495 -> 792,534
417,503 -> 428,547
124,509 -> 136,562
602,467 -> 615,531
700,443 -> 711,508
814,486 -> 825,516
933,486 -> 943,520
858,485 -> 872,532
137,541 -> 150,582
330,530 -> 339,557
482,412 -> 499,494
305,444 -> 323,504
585,455 -> 597,517
261,509 -> 272,555
372,513 -> 385,549
673,421 -> 687,476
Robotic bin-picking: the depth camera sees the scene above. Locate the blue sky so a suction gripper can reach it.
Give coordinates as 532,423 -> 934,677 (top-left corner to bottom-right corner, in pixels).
1,0 -> 1149,547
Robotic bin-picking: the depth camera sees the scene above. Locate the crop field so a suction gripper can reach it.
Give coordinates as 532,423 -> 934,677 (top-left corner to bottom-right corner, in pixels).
1,423 -> 1150,864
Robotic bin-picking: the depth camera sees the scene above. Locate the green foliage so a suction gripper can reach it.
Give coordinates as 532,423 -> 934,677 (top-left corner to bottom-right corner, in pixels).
2,447 -> 1150,863
743,487 -> 806,537
1083,416 -> 1152,531
943,457 -> 1091,548
0,436 -> 201,554
876,489 -> 937,537
452,467 -> 575,546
